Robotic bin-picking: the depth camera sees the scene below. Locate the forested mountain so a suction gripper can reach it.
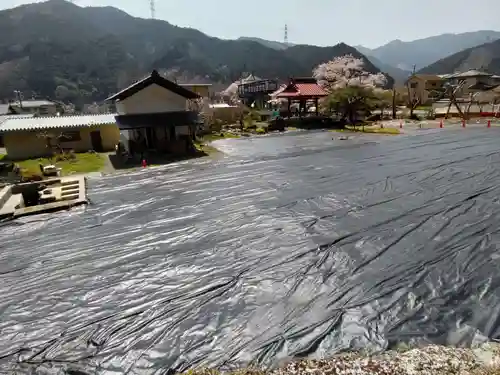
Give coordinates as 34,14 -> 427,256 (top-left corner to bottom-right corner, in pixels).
356,30 -> 500,72
0,0 -> 387,107
418,38 -> 500,75
240,37 -> 410,84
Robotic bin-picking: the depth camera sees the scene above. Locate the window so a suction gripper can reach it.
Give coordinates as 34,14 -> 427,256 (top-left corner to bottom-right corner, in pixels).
410,82 -> 418,88
60,131 -> 81,142
38,106 -> 49,115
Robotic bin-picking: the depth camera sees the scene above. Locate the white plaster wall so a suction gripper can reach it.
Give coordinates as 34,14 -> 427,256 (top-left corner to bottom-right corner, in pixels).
116,84 -> 188,115
176,125 -> 189,136
120,130 -> 131,140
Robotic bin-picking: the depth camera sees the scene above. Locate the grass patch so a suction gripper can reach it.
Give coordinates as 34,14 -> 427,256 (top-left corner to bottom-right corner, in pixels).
356,125 -> 400,135
194,132 -> 240,155
330,125 -> 400,135
193,142 -> 219,155
201,132 -> 240,143
14,152 -> 105,177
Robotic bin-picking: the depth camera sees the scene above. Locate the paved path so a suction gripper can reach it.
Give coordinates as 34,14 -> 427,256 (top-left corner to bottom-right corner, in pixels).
100,152 -> 116,175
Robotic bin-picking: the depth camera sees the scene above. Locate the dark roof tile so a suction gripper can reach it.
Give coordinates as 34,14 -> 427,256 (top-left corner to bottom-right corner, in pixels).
106,70 -> 201,101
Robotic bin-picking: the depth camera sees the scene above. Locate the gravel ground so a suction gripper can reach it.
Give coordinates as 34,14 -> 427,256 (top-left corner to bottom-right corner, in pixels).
379,118 -> 500,130
187,344 -> 500,375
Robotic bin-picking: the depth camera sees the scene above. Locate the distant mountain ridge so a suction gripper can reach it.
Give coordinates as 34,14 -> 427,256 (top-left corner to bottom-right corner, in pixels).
240,36 -> 410,84
0,0 -> 388,107
244,31 -> 500,84
238,37 -> 295,50
357,30 -> 500,72
417,38 -> 500,75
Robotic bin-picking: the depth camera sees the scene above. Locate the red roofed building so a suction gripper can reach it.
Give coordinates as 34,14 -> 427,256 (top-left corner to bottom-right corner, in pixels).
276,78 -> 328,116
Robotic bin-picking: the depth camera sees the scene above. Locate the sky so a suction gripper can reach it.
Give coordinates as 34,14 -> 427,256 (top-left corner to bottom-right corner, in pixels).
2,0 -> 500,48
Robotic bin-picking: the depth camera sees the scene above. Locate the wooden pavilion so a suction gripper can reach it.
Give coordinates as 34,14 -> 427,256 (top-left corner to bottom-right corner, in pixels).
276,78 -> 328,117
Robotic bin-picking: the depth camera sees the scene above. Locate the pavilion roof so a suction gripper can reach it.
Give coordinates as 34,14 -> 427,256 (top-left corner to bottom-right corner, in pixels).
276,78 -> 328,98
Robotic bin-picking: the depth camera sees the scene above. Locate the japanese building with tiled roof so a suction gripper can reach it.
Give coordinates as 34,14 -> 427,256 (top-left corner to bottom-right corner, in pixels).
106,70 -> 202,158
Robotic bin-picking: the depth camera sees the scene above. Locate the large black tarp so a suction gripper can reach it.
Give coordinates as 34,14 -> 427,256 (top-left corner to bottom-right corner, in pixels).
2,129 -> 500,374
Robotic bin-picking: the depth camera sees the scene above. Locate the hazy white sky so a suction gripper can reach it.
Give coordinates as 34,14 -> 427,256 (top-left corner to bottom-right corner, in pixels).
2,0 -> 500,48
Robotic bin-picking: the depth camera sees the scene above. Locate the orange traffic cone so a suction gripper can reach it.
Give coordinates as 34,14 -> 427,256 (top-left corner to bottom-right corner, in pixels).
439,120 -> 443,128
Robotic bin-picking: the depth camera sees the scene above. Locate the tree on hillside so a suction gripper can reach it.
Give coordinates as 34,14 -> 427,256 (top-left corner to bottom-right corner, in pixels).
55,85 -> 70,100
36,131 -> 73,158
313,54 -> 387,91
322,86 -> 379,123
489,91 -> 500,116
406,84 -> 421,118
313,55 -> 388,122
375,89 -> 394,118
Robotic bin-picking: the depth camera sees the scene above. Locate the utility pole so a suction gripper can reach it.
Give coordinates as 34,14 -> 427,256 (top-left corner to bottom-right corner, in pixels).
392,86 -> 397,119
14,90 -> 23,109
404,64 -> 418,117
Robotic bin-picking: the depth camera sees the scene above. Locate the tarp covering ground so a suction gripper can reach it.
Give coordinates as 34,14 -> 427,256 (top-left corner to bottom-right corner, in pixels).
2,129 -> 500,374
